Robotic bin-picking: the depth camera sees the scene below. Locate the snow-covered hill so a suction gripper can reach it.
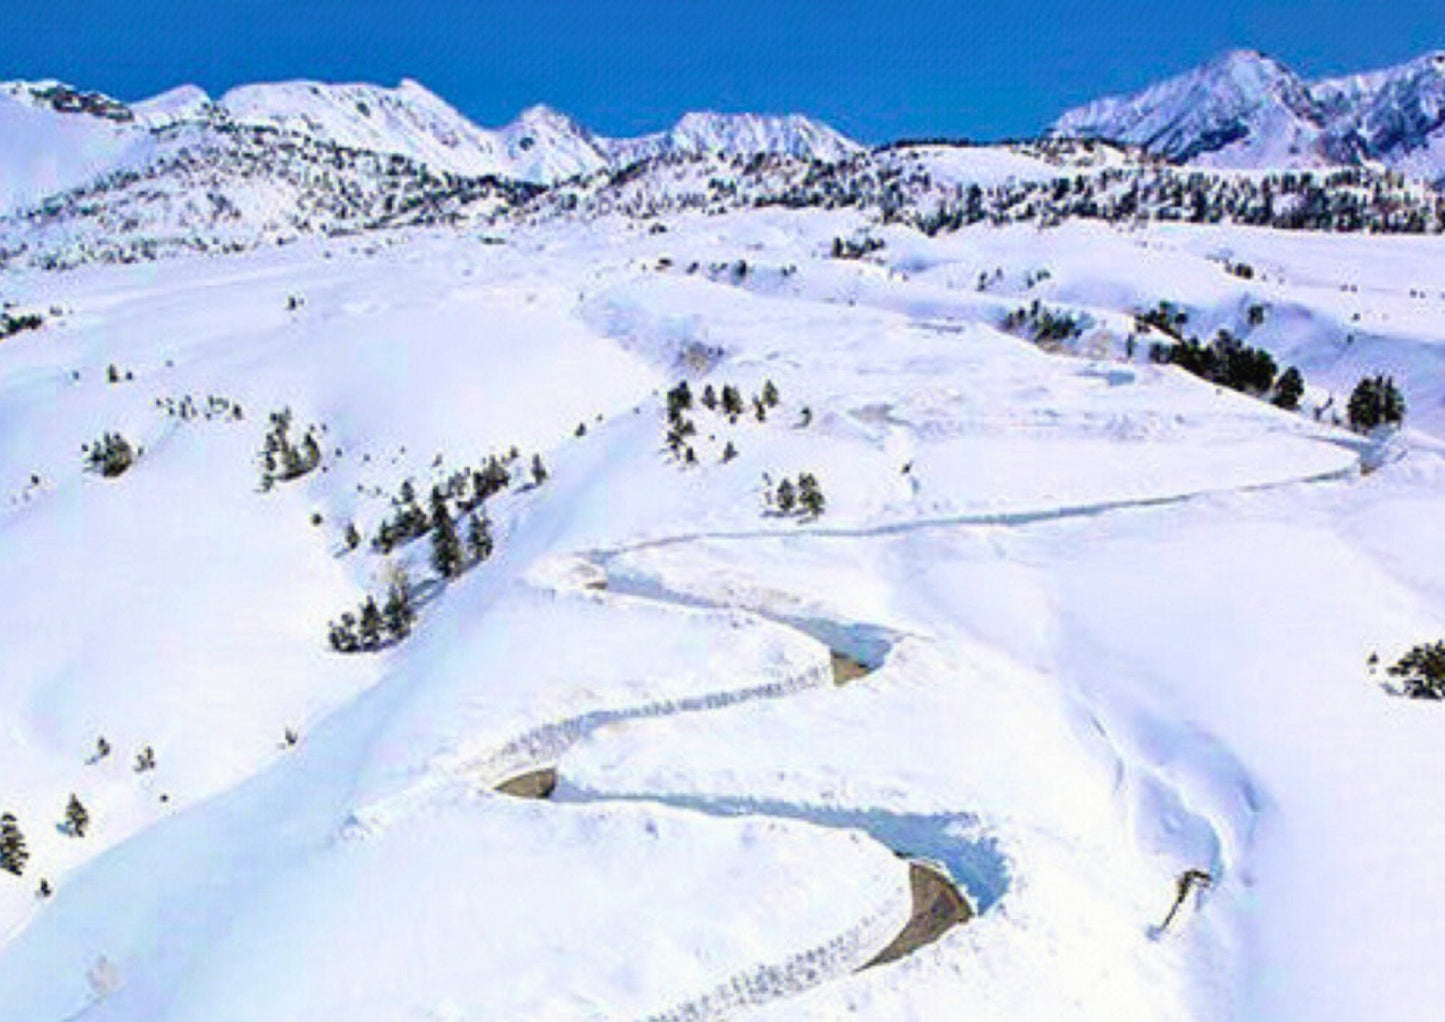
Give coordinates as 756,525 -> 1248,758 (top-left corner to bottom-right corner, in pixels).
1053,49 -> 1445,183
3,182 -> 1445,1020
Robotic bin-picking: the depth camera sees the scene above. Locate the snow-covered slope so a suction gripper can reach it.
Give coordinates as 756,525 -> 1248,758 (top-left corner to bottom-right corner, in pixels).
2,197 -> 1445,1020
0,90 -> 153,215
1054,48 -> 1445,183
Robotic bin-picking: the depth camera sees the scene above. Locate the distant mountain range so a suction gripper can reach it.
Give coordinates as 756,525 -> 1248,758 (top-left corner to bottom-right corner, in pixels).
1053,49 -> 1445,183
4,61 -> 1445,272
0,76 -> 860,214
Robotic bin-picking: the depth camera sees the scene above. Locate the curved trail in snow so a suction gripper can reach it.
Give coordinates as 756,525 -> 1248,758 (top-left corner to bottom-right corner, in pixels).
593,450 -> 1363,561
473,566 -> 990,1021
467,438 -> 1367,1019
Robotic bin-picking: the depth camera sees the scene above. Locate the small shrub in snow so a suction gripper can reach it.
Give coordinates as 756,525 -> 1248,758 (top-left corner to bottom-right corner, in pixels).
86,736 -> 111,765
84,433 -> 136,477
133,746 -> 156,773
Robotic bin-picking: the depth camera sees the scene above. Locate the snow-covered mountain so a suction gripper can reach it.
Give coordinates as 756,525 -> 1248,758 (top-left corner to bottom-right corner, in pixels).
1053,50 -> 1326,167
0,75 -> 860,208
1053,49 -> 1445,182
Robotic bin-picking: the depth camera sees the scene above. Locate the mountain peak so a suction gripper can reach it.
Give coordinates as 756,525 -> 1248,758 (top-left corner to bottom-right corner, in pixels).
1053,50 -> 1319,165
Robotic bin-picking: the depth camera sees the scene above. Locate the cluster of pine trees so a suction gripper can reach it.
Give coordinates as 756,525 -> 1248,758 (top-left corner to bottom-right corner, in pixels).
1347,375 -> 1407,432
830,234 -> 885,260
1,795 -> 93,894
1149,328 -> 1289,397
1002,300 -> 1085,345
331,446 -> 534,654
370,452 -> 522,555
663,378 -> 782,465
765,472 -> 826,519
258,408 -> 322,489
1386,641 -> 1445,699
0,309 -> 43,339
328,570 -> 417,653
82,432 -> 136,477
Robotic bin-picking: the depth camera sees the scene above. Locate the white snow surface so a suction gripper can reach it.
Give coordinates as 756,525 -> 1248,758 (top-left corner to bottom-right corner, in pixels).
0,198 -> 1443,1022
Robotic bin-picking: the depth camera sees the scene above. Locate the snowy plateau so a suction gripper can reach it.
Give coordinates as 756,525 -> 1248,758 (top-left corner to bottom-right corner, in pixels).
0,64 -> 1444,1022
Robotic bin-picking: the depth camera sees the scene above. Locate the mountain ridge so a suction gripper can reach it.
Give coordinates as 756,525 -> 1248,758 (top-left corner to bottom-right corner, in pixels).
0,75 -> 861,194
1053,48 -> 1445,182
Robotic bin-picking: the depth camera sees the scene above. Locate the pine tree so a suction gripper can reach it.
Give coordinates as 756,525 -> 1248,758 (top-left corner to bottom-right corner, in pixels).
797,473 -> 826,518
1272,366 -> 1304,411
467,511 -> 493,564
64,794 -> 89,838
344,522 -> 361,551
701,384 -> 718,410
1348,375 -> 1406,432
301,432 -> 322,473
531,453 -> 549,486
1,814 -> 29,876
134,746 -> 156,773
329,612 -> 359,653
776,478 -> 796,513
721,385 -> 744,419
430,489 -> 463,579
358,596 -> 383,649
761,379 -> 779,407
383,580 -> 414,640
722,441 -> 738,463
666,381 -> 693,418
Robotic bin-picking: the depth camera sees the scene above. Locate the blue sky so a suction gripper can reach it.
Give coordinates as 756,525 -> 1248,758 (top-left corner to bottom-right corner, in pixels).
5,1 -> 1442,142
